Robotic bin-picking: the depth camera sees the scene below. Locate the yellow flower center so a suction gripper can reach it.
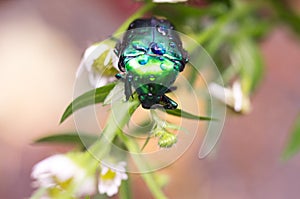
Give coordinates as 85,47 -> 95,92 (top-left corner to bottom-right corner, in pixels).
48,177 -> 74,198
101,169 -> 116,180
92,50 -> 118,76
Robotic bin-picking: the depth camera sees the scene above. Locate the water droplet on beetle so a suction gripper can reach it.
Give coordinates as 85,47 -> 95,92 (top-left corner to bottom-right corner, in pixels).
149,75 -> 155,81
150,43 -> 165,55
169,42 -> 176,48
138,55 -> 149,65
157,25 -> 168,36
160,63 -> 167,70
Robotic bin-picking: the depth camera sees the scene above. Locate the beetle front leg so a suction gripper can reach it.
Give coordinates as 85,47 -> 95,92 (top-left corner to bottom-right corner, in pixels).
115,73 -> 133,101
165,86 -> 177,93
160,95 -> 178,109
124,73 -> 133,101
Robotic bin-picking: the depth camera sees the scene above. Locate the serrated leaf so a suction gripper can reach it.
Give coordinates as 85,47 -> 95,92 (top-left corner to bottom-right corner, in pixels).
164,108 -> 215,121
34,133 -> 97,148
282,114 -> 300,160
60,82 -> 116,123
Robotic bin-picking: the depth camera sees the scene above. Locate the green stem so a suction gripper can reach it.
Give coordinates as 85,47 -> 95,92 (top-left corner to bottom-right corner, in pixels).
118,132 -> 168,199
88,98 -> 140,161
119,176 -> 132,199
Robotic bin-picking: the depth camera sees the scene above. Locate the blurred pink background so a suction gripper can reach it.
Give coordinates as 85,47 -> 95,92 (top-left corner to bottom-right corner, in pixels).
0,0 -> 300,198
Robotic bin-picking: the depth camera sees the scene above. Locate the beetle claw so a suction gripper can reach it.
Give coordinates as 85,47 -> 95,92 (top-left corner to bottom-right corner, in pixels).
160,95 -> 178,109
166,86 -> 177,93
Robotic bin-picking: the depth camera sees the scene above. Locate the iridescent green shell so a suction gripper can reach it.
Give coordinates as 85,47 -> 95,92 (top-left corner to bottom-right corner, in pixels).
115,17 -> 188,109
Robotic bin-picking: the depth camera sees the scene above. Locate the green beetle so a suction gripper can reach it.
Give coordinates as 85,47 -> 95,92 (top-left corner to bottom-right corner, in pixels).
115,17 -> 188,109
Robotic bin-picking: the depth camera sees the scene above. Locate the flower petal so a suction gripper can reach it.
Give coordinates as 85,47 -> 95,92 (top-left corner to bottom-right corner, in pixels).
98,162 -> 128,196
232,81 -> 243,112
104,49 -> 112,66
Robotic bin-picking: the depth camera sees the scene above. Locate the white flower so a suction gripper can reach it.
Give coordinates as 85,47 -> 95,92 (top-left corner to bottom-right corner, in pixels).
31,154 -> 96,198
153,0 -> 187,3
76,43 -> 119,88
98,162 -> 128,197
208,81 -> 251,113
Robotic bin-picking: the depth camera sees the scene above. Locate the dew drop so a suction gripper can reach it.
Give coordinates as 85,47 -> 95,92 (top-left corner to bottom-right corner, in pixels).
149,75 -> 156,81
160,63 -> 167,70
150,43 -> 165,55
157,25 -> 168,36
138,55 -> 149,65
169,42 -> 176,48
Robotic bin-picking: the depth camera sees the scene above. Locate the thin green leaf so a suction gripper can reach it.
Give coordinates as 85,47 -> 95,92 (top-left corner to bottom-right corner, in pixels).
241,39 -> 263,94
130,119 -> 155,137
103,81 -> 125,105
230,36 -> 263,94
141,135 -> 151,151
34,133 -> 97,148
60,82 -> 116,124
164,108 -> 215,121
165,122 -> 190,134
282,114 -> 300,160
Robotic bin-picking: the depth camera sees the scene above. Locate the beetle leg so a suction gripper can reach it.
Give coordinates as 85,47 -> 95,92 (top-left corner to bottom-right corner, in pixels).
115,73 -> 123,80
125,73 -> 133,101
165,86 -> 177,93
115,73 -> 133,101
160,95 -> 178,109
117,55 -> 126,72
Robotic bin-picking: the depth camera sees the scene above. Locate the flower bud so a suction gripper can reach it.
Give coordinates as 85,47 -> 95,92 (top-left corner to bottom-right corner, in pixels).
158,132 -> 177,148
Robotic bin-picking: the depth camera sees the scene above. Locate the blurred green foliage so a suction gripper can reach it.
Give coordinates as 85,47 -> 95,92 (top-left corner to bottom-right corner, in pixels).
282,114 -> 300,160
